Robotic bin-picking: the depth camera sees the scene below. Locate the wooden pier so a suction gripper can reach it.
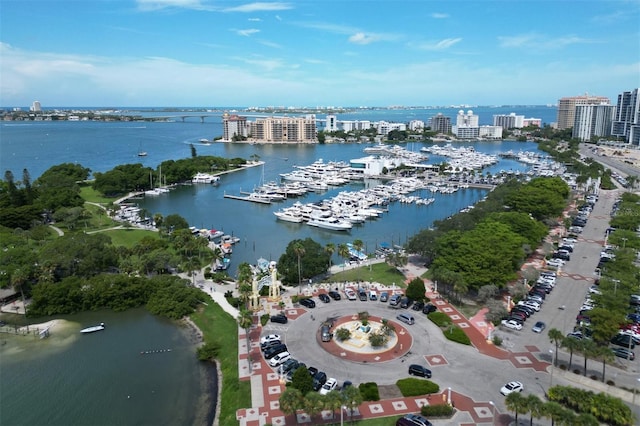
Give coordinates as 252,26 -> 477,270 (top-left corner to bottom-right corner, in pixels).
223,192 -> 271,204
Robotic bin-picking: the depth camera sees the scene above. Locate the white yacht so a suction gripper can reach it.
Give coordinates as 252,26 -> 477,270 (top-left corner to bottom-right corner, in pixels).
273,208 -> 305,223
192,173 -> 220,184
307,216 -> 352,231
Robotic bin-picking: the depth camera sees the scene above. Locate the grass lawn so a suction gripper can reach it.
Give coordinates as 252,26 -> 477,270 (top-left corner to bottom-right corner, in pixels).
102,228 -> 158,247
80,184 -> 119,204
191,302 -> 251,426
327,262 -> 407,288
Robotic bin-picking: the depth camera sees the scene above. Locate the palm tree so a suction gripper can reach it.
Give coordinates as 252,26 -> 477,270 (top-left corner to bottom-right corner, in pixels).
574,412 -> 599,426
341,385 -> 363,420
352,239 -> 364,256
324,390 -> 344,420
542,401 -> 568,426
337,243 -> 350,272
595,344 -> 615,382
527,394 -> 544,426
279,388 -> 303,424
324,243 -> 336,270
579,338 -> 598,377
505,391 -> 529,423
293,242 -> 305,290
562,336 -> 581,372
303,391 -> 325,423
548,328 -> 564,366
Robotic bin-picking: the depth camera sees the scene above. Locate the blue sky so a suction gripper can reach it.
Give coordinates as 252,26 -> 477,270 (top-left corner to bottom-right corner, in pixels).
1,0 -> 639,107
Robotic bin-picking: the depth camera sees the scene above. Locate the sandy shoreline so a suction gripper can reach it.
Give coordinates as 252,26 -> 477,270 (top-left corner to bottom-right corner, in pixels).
15,319 -> 59,335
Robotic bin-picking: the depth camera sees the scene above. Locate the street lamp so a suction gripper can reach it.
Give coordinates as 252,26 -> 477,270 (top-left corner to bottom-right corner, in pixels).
340,405 -> 346,426
621,237 -> 628,249
549,349 -> 555,387
489,401 -> 496,426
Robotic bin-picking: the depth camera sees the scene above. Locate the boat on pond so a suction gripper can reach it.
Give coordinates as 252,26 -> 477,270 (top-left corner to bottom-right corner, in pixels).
80,323 -> 105,334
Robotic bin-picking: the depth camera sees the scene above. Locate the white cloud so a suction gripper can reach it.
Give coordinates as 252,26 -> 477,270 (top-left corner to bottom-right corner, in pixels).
248,18 -> 262,21
349,32 -> 376,45
235,28 -> 260,37
431,13 -> 449,19
136,0 -> 214,11
258,40 -> 283,49
223,2 -> 293,13
416,38 -> 462,50
498,33 -> 592,50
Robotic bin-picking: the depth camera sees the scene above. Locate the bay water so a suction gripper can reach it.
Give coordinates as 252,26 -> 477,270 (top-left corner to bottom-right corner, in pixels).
0,106 -> 555,425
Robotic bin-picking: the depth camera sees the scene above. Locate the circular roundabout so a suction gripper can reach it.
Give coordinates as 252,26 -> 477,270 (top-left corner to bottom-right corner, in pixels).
316,314 -> 413,363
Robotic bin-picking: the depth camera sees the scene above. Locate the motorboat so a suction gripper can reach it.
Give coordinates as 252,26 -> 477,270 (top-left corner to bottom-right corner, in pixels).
307,216 -> 352,231
81,323 -> 105,334
274,208 -> 305,223
192,172 -> 220,184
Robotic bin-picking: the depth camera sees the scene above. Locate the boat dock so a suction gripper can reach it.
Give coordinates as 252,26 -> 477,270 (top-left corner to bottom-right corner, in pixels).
223,193 -> 271,204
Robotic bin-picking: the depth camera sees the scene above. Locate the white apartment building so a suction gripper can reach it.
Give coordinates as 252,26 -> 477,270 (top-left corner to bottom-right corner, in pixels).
479,125 -> 503,139
556,94 -> 610,130
572,104 -> 616,142
493,113 -> 524,129
30,101 -> 42,112
376,121 -> 406,135
341,120 -> 372,132
249,115 -> 317,143
325,115 -> 338,132
453,110 -> 479,139
349,156 -> 403,176
222,113 -> 249,141
409,120 -> 425,131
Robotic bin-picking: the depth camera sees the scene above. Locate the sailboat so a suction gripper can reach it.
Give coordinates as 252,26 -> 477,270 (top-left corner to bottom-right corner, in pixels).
137,141 -> 147,157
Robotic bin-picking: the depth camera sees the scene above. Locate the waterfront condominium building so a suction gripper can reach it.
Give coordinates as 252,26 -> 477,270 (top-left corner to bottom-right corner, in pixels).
611,88 -> 640,146
523,118 -> 542,127
572,104 -> 616,142
556,94 -> 610,130
493,113 -> 524,129
30,101 -> 42,112
249,115 -> 317,143
453,110 -> 479,139
222,113 -> 249,141
428,113 -> 452,134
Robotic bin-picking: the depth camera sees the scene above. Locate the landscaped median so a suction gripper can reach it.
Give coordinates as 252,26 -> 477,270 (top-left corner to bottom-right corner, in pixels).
427,311 -> 472,345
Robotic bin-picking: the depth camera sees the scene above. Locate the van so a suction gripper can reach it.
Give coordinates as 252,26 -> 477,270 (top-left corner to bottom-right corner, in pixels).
396,313 -> 415,325
369,291 -> 377,301
321,325 -> 332,342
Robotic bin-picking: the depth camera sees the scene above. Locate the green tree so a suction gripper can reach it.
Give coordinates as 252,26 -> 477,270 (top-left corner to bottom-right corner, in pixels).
337,243 -> 350,271
527,394 -> 544,426
279,388 -> 303,424
548,328 -> 564,366
302,391 -> 325,423
405,277 -> 426,302
542,401 -> 568,426
324,243 -> 335,270
341,385 -> 363,420
562,336 -> 581,372
277,238 -> 329,285
290,365 -> 313,395
293,242 -> 305,288
505,391 -> 529,423
324,390 -> 344,420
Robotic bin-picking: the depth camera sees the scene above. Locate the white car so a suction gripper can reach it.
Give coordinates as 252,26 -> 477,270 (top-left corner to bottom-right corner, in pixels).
269,351 -> 291,367
345,289 -> 357,301
260,334 -> 281,345
501,319 -> 523,331
500,381 -> 524,396
319,378 -> 338,395
518,301 -> 540,312
546,259 -> 564,268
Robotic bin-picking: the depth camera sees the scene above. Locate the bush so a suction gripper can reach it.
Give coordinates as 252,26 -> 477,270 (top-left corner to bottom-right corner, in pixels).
492,335 -> 503,346
197,341 -> 221,361
421,404 -> 454,417
548,385 -> 633,426
358,382 -> 380,401
260,314 -> 270,326
335,327 -> 351,342
427,311 -> 451,327
446,327 -> 471,345
396,378 -> 440,397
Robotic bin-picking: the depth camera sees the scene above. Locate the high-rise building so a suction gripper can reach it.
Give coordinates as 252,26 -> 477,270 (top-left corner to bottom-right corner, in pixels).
611,88 -> 640,145
248,115 -> 317,143
222,112 -> 248,141
453,110 -> 479,139
325,115 -> 338,132
572,104 -> 616,141
30,101 -> 42,112
556,94 -> 610,130
428,113 -> 452,134
493,113 -> 524,129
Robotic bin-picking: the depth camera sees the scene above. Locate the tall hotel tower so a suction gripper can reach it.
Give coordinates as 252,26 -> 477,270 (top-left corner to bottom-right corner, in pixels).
556,94 -> 610,130
612,88 -> 640,146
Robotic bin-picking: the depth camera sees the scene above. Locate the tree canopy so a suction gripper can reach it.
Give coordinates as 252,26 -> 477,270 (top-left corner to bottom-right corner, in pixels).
277,238 -> 329,285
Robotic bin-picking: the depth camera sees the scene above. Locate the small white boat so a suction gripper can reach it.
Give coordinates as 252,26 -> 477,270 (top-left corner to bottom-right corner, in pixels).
307,216 -> 352,231
192,172 -> 220,184
81,323 -> 105,334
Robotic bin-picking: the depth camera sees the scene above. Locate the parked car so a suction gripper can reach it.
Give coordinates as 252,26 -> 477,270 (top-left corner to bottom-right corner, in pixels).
319,378 -> 338,395
501,319 -> 523,331
269,351 -> 291,367
389,294 -> 401,306
328,290 -> 341,300
261,340 -> 282,352
422,303 -> 437,314
401,413 -> 433,426
400,297 -> 413,309
546,258 -> 564,268
270,314 -> 288,324
263,344 -> 287,359
299,298 -> 316,308
412,301 -> 425,311
280,359 -> 300,374
260,334 -> 281,345
358,289 -> 368,301
611,347 -> 635,360
408,364 -> 432,378
500,381 -> 524,395
318,293 -> 330,303
345,289 -> 357,300
611,334 -> 638,348
532,321 -> 546,333
369,291 -> 378,301
379,292 -> 389,302
312,371 -> 328,391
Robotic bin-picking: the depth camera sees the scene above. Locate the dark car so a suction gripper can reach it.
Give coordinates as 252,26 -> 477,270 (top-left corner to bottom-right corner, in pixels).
280,359 -> 300,374
261,340 -> 282,352
422,303 -> 437,314
509,311 -> 527,322
318,294 -> 330,303
510,308 -> 531,318
400,297 -> 413,309
358,289 -> 368,301
328,290 -> 341,301
553,250 -> 571,261
611,347 -> 635,360
307,366 -> 319,377
412,301 -> 425,311
299,298 -> 316,308
408,364 -> 432,378
611,334 -> 638,348
312,371 -> 327,391
263,344 -> 287,359
270,314 -> 288,324
401,413 -> 433,426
